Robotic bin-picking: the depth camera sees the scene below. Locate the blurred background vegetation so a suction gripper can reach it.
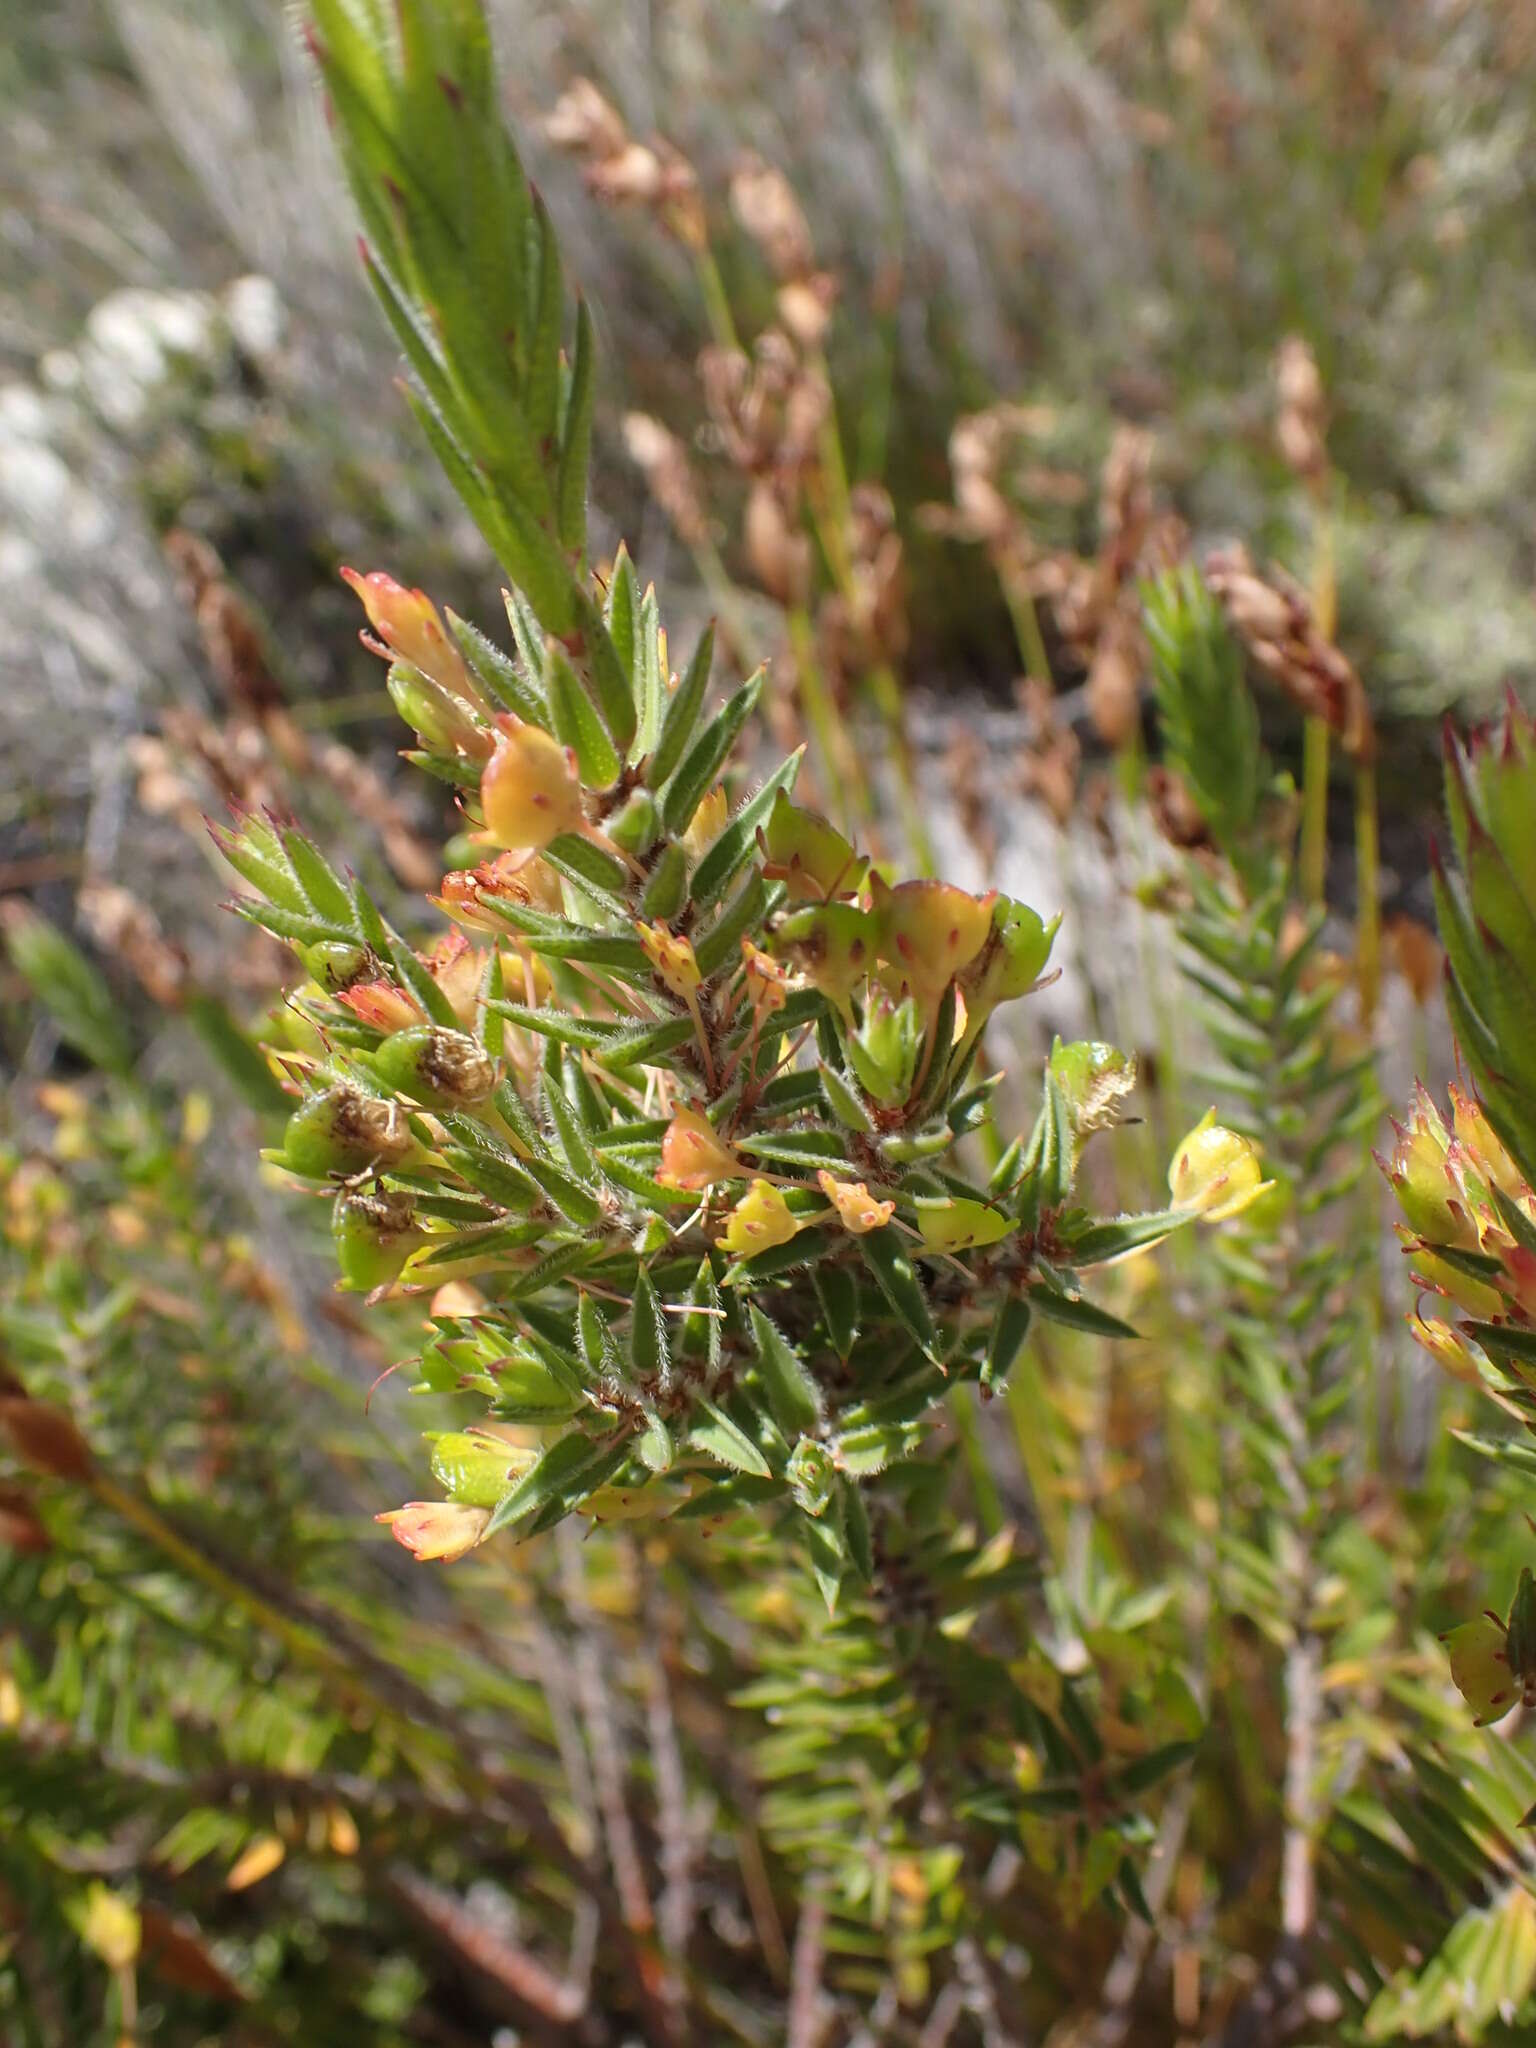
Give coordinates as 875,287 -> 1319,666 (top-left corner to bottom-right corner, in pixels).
6,0 -> 1536,981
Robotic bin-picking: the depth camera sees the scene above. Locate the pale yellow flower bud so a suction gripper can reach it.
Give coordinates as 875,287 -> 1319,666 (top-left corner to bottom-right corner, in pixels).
816,1169 -> 893,1235
716,1179 -> 802,1257
657,1105 -> 744,1191
480,717 -> 585,853
1168,1109 -> 1273,1222
376,1500 -> 492,1563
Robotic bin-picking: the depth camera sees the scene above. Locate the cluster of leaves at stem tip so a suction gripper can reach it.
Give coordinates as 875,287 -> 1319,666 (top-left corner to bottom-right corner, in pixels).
206,0 -> 1270,1597
1379,694 -> 1536,1603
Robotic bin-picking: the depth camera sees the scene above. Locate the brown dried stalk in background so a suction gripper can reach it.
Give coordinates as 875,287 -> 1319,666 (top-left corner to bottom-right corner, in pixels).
158,529 -> 439,891
1204,543 -> 1374,762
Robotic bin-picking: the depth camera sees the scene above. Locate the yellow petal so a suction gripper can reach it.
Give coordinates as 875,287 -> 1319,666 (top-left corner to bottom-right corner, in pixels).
375,1500 -> 492,1562
658,1105 -> 744,1190
77,1884 -> 140,1971
817,1169 -> 894,1235
716,1179 -> 802,1257
226,1834 -> 286,1892
636,920 -> 702,998
1441,1614 -> 1519,1726
1168,1110 -> 1269,1222
480,718 -> 585,852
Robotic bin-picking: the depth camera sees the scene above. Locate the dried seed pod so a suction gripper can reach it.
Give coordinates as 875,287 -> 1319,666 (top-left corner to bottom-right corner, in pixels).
281,1083 -> 413,1178
333,1189 -> 427,1293
373,1026 -> 496,1109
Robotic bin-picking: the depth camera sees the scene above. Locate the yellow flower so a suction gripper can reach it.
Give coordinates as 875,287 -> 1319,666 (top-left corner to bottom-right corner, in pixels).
437,850 -> 564,930
428,1281 -> 487,1320
683,782 -> 730,861
657,1105 -> 744,1190
1167,1109 -> 1273,1222
375,1500 -> 492,1562
1450,1084 -> 1527,1202
1381,1086 -> 1473,1247
870,875 -> 996,1021
327,1806 -> 361,1857
817,1169 -> 893,1234
1441,1612 -> 1522,1727
75,1884 -> 140,1971
335,978 -> 423,1034
636,920 -> 702,999
480,717 -> 585,852
225,1834 -> 287,1891
740,937 -> 789,1026
716,1179 -> 801,1257
1407,1308 -> 1482,1386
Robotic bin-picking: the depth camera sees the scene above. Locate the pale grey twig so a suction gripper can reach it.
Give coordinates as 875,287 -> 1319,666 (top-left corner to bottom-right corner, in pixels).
787,1882 -> 829,2048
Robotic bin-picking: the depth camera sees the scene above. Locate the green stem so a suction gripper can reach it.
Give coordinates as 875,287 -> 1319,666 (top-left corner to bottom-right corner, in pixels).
869,660 -> 934,876
948,1388 -> 1004,1538
810,355 -> 855,556
787,605 -> 864,835
1354,754 -> 1381,1025
692,247 -> 740,355
1001,564 -> 1052,689
1300,481 -> 1337,905
1300,717 -> 1330,905
688,533 -> 755,675
801,377 -> 930,870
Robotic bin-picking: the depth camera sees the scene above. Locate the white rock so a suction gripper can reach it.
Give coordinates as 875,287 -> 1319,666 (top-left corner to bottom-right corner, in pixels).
224,273 -> 286,363
0,382 -> 52,441
80,287 -> 224,427
0,439 -> 73,525
0,531 -> 41,586
39,349 -> 82,393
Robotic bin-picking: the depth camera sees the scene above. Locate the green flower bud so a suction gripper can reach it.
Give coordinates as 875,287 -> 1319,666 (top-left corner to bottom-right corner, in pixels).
771,903 -> 876,1017
333,1188 -> 427,1292
428,1429 -> 538,1507
760,790 -> 868,902
846,994 -> 919,1108
372,1025 -> 496,1109
958,898 -> 1060,1026
787,1436 -> 837,1517
282,1082 -> 413,1178
387,660 -> 493,759
608,787 -> 663,859
300,940 -> 372,992
264,995 -> 328,1056
1051,1039 -> 1139,1150
1441,1572 -> 1536,1727
639,839 -> 689,921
